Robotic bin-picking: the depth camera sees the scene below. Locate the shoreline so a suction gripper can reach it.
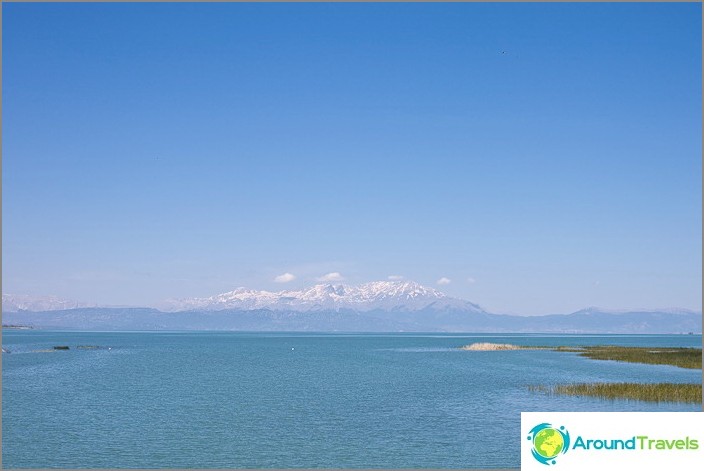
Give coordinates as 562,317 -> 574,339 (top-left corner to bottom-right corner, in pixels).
458,342 -> 702,369
459,343 -> 703,404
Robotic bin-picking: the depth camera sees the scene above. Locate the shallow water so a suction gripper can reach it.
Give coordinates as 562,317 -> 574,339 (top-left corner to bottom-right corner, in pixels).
2,331 -> 701,468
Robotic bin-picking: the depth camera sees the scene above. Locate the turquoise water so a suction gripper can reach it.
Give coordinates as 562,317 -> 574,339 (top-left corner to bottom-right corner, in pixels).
2,332 -> 701,468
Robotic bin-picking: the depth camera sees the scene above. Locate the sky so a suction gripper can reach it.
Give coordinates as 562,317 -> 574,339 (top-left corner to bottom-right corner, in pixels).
2,2 -> 701,315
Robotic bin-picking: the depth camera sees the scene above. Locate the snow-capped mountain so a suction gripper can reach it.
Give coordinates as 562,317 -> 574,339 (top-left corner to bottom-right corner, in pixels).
2,294 -> 96,313
161,281 -> 485,313
3,285 -> 700,333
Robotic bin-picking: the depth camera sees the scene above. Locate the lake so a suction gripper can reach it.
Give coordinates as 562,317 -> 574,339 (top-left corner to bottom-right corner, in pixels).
2,331 -> 701,468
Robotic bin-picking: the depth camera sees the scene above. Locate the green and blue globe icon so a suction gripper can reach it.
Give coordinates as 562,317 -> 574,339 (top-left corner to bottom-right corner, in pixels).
527,423 -> 570,465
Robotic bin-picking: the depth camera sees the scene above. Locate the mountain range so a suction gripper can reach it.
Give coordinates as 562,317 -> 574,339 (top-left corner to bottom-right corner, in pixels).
159,281 -> 484,313
2,281 -> 701,334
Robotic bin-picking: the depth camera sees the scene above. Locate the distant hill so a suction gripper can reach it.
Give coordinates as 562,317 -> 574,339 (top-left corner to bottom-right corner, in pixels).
2,305 -> 700,334
2,293 -> 96,312
3,282 -> 701,333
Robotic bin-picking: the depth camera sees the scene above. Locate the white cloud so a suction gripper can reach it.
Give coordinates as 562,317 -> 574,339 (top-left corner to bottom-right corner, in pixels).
316,272 -> 345,282
274,273 -> 296,283
467,277 -> 476,284
387,275 -> 404,281
437,277 -> 451,286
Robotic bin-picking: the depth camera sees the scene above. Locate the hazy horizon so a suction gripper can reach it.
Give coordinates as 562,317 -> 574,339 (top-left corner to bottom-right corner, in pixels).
2,3 -> 701,315
2,279 -> 701,318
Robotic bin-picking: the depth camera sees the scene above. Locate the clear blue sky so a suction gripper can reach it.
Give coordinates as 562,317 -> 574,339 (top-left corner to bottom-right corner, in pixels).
2,2 -> 701,314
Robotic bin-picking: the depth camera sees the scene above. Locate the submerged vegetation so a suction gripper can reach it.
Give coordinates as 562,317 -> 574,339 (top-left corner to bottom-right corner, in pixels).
530,383 -> 702,404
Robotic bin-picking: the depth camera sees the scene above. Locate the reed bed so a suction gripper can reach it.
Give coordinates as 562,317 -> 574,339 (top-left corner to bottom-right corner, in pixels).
513,345 -> 703,369
530,382 -> 702,404
572,346 -> 702,369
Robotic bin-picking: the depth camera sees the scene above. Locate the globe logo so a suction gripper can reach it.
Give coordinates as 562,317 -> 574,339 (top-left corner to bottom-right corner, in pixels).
527,423 -> 570,465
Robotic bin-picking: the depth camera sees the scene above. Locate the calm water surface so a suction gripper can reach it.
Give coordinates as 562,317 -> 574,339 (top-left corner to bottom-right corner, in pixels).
2,332 -> 702,468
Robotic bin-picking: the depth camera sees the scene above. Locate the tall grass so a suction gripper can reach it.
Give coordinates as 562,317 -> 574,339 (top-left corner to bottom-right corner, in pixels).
530,383 -> 702,404
522,345 -> 702,369
572,346 -> 702,369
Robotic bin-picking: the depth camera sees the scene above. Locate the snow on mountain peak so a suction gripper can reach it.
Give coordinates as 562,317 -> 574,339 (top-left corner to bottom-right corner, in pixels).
357,280 -> 446,300
161,280 -> 481,313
